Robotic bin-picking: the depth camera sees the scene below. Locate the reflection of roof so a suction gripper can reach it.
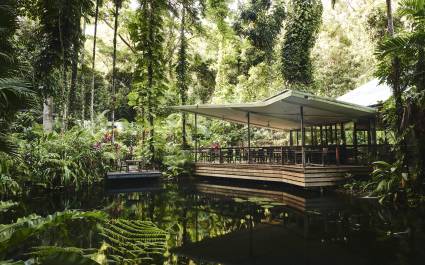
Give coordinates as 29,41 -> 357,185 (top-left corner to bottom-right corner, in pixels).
337,79 -> 392,107
173,90 -> 376,130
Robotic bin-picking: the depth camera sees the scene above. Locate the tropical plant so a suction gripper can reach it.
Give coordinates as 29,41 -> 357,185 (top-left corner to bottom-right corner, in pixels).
281,0 -> 322,86
128,0 -> 168,163
0,210 -> 107,259
30,246 -> 101,265
18,128 -> 111,189
0,201 -> 18,213
0,78 -> 35,155
365,161 -> 408,203
375,0 -> 425,183
100,219 -> 168,264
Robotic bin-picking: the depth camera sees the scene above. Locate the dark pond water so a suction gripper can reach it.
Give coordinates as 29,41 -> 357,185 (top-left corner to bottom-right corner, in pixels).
2,177 -> 425,265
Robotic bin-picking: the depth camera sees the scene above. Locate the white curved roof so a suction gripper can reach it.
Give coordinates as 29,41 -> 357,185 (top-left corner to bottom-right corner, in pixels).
173,90 -> 376,130
337,79 -> 392,107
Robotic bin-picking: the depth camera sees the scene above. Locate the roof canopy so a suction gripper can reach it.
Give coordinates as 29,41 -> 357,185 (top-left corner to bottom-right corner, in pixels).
337,79 -> 392,107
173,90 -> 376,130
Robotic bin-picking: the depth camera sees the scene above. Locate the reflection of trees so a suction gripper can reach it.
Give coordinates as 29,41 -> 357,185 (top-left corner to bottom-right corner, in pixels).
106,182 -> 425,265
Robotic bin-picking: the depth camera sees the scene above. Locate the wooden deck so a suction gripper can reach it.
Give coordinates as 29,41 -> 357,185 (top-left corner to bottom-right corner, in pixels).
194,162 -> 370,187
106,170 -> 162,180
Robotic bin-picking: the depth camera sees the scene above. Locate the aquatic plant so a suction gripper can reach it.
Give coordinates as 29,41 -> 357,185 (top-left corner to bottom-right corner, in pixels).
100,219 -> 168,264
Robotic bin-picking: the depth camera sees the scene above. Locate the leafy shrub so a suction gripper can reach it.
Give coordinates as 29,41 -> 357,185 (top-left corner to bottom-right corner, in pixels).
18,128 -> 111,190
162,143 -> 193,178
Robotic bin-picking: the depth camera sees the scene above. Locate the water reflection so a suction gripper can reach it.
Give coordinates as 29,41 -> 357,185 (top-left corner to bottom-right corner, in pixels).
104,178 -> 425,265
3,178 -> 424,265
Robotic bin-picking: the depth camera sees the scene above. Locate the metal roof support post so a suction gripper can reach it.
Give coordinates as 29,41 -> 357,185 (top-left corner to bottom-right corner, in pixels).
289,130 -> 293,146
353,121 -> 358,164
247,112 -> 251,164
300,106 -> 306,167
320,125 -> 323,146
310,126 -> 314,146
296,130 -> 299,146
194,113 -> 198,163
335,123 -> 339,145
340,123 -> 346,145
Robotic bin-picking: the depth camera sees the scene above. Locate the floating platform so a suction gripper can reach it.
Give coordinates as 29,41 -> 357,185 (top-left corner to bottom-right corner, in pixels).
106,170 -> 162,180
194,163 -> 370,188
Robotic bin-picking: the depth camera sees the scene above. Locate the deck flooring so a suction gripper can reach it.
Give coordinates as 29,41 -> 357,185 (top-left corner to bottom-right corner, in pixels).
194,162 -> 370,187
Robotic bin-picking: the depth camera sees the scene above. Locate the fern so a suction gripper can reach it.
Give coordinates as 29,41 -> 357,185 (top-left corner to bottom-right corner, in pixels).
100,219 -> 168,264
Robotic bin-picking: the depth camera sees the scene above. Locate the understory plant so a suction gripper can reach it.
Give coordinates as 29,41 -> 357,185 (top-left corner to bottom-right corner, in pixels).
17,127 -> 112,190
162,143 -> 193,178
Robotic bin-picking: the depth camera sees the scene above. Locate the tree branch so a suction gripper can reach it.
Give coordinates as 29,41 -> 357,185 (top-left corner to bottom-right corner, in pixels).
102,18 -> 137,54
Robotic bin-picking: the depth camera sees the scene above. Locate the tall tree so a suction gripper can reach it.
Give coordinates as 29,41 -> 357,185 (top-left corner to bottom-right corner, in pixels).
129,0 -> 167,163
36,0 -> 92,132
281,0 -> 322,86
233,0 -> 285,70
111,0 -> 123,143
176,0 -> 205,147
384,0 -> 403,133
376,0 -> 425,181
90,0 -> 101,123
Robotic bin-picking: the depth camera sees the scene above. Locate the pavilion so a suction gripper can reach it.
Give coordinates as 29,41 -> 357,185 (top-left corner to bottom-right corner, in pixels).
173,88 -> 390,188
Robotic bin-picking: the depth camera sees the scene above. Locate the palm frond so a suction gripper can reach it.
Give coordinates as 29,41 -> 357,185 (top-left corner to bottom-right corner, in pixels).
398,0 -> 425,22
376,34 -> 413,58
0,78 -> 36,119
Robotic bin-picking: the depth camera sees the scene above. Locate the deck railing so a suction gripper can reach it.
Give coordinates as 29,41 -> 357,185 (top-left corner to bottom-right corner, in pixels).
193,144 -> 391,166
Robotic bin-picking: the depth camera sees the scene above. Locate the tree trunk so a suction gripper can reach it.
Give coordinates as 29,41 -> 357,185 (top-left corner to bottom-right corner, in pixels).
91,0 -> 100,123
69,44 -> 79,124
386,0 -> 403,132
111,1 -> 120,143
147,1 -> 155,163
178,6 -> 188,147
43,96 -> 54,132
80,20 -> 86,122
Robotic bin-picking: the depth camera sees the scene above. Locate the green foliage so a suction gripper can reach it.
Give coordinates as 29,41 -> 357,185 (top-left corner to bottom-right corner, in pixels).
0,210 -> 107,258
30,246 -> 101,265
100,219 -> 167,264
375,0 -> 425,183
369,161 -> 408,203
162,143 -> 193,178
15,127 -> 111,190
366,5 -> 403,40
128,0 -> 168,160
0,201 -> 18,213
282,0 -> 322,85
234,0 -> 285,64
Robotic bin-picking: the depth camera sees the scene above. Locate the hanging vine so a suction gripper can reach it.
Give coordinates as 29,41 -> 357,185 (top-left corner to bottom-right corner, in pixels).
281,0 -> 322,86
